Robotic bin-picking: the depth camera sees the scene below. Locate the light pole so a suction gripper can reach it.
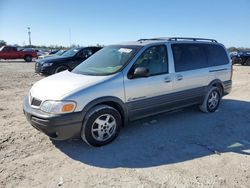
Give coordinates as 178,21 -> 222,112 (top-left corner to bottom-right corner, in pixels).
27,27 -> 31,47
69,28 -> 71,47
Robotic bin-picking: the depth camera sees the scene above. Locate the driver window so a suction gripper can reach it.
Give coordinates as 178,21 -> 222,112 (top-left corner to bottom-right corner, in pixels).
132,45 -> 168,76
82,49 -> 92,58
80,49 -> 93,58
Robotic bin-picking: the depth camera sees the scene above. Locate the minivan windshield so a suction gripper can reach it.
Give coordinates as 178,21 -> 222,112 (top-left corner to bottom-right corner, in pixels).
72,45 -> 139,75
61,48 -> 80,57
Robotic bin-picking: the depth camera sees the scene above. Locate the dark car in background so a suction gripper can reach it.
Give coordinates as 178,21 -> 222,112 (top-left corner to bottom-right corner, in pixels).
232,51 -> 250,65
35,46 -> 102,75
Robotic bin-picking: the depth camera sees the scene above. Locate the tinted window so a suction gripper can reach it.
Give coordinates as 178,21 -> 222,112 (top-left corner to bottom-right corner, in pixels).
172,44 -> 207,72
10,47 -> 16,51
77,49 -> 93,58
62,48 -> 80,57
204,45 -> 229,66
3,47 -> 10,52
92,47 -> 102,53
132,45 -> 168,76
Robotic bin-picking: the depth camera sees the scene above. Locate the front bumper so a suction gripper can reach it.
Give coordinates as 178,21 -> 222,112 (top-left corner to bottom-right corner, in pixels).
23,96 -> 83,140
35,62 -> 54,75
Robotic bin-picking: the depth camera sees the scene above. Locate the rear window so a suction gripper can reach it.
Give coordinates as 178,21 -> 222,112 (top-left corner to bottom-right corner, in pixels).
204,44 -> 229,66
172,43 -> 229,72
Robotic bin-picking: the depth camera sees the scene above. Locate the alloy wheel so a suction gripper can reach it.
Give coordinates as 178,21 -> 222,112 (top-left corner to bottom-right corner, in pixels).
208,91 -> 219,110
91,114 -> 117,141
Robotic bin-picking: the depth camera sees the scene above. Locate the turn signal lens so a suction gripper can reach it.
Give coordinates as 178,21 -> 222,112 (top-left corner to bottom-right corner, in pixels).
62,104 -> 75,112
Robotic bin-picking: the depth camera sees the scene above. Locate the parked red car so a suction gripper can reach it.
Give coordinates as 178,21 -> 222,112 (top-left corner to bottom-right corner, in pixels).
0,46 -> 38,62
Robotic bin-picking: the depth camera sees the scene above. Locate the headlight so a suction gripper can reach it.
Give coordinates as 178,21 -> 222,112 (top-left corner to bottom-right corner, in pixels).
42,62 -> 53,67
40,100 -> 76,114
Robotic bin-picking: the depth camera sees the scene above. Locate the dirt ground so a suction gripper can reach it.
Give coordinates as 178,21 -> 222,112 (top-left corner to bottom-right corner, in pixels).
0,61 -> 250,188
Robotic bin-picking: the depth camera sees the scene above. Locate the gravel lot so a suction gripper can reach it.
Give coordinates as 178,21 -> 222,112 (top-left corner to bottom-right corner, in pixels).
0,61 -> 250,188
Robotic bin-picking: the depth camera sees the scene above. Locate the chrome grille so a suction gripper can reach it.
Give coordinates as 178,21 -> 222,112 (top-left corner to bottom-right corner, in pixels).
31,97 -> 42,107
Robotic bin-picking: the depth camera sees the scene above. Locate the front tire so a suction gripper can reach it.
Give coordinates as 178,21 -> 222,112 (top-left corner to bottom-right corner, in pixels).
81,105 -> 122,147
199,86 -> 221,113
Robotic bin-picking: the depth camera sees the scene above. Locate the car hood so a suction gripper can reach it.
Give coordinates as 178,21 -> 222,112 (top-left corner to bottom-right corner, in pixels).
30,70 -> 112,101
36,55 -> 72,63
38,54 -> 56,59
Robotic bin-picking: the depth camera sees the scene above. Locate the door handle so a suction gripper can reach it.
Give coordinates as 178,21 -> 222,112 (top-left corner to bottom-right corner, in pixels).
176,74 -> 183,81
164,76 -> 171,83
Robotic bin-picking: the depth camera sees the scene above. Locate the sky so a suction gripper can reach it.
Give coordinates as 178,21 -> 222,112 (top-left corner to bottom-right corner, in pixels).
0,0 -> 249,48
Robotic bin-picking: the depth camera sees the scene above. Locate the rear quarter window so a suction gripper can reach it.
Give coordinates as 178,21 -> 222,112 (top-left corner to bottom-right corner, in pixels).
204,44 -> 229,66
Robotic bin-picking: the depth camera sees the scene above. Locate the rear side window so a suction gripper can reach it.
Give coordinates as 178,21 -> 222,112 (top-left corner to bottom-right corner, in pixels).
204,45 -> 229,66
2,47 -> 10,52
172,44 -> 207,72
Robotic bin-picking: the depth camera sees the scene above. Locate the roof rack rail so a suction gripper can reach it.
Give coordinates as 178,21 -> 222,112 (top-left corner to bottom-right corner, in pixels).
168,37 -> 217,43
137,37 -> 217,43
137,38 -> 160,42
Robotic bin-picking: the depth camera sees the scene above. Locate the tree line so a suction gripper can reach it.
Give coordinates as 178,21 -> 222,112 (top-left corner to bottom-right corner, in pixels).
0,39 -> 249,52
0,40 -> 103,50
227,47 -> 250,52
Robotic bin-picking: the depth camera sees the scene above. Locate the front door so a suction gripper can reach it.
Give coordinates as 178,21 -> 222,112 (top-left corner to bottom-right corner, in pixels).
123,45 -> 173,120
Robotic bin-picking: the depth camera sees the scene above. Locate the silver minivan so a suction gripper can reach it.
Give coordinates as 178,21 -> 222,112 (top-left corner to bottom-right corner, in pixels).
23,37 -> 232,146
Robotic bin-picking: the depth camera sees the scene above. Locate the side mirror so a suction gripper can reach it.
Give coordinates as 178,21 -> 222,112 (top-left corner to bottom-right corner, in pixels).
133,67 -> 149,78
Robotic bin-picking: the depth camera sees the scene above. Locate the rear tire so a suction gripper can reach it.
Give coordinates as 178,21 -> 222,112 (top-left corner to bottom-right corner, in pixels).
241,61 -> 246,66
24,56 -> 32,62
245,58 -> 250,66
199,86 -> 221,113
81,105 -> 122,147
54,65 -> 69,73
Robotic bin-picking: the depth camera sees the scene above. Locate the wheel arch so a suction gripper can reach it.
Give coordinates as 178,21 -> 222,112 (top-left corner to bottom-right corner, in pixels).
81,96 -> 128,126
24,54 -> 32,58
54,64 -> 70,73
207,79 -> 224,96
